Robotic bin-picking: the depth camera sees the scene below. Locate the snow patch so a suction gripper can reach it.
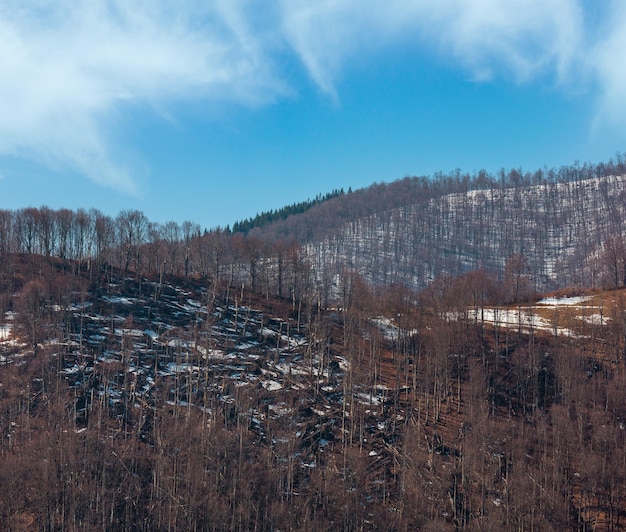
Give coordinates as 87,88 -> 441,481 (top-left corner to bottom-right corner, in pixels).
537,296 -> 593,306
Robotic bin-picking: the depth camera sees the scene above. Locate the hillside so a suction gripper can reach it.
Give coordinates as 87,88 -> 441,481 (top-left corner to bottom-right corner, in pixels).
1,253 -> 626,529
3,159 -> 626,302
304,174 -> 626,292
3,159 -> 626,528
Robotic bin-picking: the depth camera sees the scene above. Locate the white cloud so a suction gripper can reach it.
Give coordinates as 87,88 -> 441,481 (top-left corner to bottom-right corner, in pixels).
432,0 -> 584,82
279,0 -> 626,139
0,1 -> 624,192
0,0 -> 285,193
589,1 -> 626,133
278,0 -> 585,94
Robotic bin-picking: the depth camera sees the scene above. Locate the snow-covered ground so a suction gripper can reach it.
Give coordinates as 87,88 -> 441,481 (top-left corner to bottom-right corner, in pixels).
1,274 -> 424,481
462,308 -> 578,336
305,174 -> 626,292
0,324 -> 10,341
452,293 -> 615,337
536,296 -> 594,306
0,313 -> 21,347
371,317 -> 418,341
577,314 -> 611,326
0,276 -> 351,424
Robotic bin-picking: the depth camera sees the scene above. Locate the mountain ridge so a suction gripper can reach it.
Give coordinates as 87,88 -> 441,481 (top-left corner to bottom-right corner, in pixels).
303,173 -> 626,292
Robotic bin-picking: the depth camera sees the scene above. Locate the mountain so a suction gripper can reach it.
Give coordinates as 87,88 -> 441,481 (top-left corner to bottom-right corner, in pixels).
304,174 -> 626,292
223,158 -> 625,298
4,158 -> 626,302
3,157 -> 626,528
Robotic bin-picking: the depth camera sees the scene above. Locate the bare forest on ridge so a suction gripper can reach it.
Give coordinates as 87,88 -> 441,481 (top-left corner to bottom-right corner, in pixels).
2,157 -> 626,529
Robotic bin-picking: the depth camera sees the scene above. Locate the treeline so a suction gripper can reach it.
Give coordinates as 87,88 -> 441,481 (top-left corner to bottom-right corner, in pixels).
0,206 -> 316,319
2,155 -> 626,300
0,206 -> 224,281
231,188 -> 347,234
305,170 -> 626,294
245,154 -> 626,244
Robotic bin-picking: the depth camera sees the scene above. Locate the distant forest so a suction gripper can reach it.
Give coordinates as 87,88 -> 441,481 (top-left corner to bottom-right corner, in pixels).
0,155 -> 625,297
231,188 -> 347,234
244,154 -> 626,244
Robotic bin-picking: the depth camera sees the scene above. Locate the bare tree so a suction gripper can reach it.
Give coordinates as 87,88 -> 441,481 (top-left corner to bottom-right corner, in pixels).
92,209 -> 116,267
116,210 -> 148,274
181,220 -> 200,279
602,235 -> 626,287
17,279 -> 49,354
162,221 -> 181,275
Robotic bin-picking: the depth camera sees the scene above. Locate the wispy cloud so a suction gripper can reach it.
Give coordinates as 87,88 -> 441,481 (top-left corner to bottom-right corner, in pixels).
280,1 -> 626,138
0,1 -> 623,193
428,0 -> 584,83
0,0 -> 284,193
589,1 -> 626,133
278,0 -> 585,94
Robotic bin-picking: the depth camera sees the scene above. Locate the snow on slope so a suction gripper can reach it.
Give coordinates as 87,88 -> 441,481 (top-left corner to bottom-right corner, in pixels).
305,175 -> 626,291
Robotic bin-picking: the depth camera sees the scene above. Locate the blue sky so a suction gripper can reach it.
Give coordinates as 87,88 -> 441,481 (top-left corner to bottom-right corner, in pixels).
1,1 -> 625,230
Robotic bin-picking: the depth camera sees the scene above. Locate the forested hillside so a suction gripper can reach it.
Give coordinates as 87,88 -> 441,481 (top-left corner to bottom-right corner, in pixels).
231,189 -> 346,234
2,157 -> 626,529
246,157 -> 626,244
3,157 -> 626,300
307,174 -> 626,292
238,157 -> 626,294
2,251 -> 626,529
